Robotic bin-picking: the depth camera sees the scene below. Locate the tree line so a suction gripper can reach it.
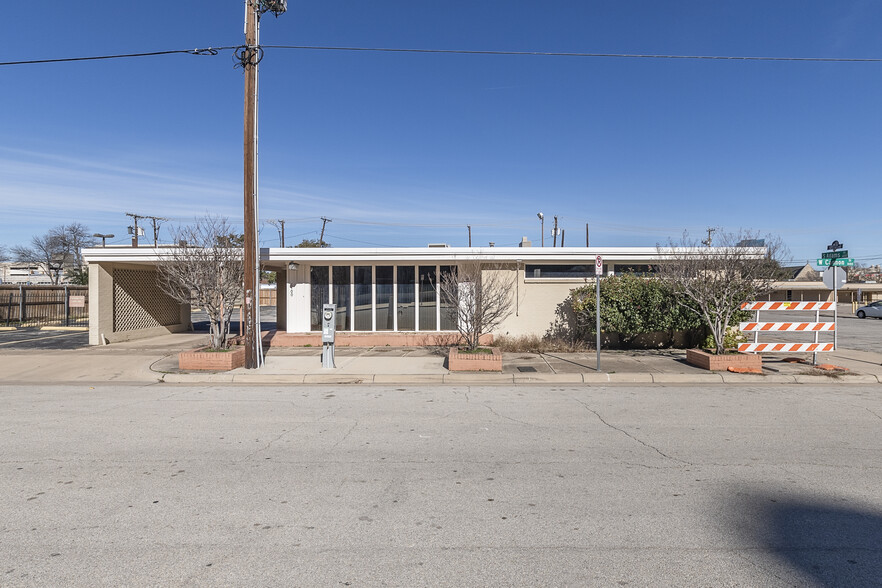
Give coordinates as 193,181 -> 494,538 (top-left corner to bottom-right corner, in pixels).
1,223 -> 95,285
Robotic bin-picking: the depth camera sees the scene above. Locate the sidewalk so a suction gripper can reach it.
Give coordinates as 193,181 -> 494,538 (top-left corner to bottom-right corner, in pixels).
2,331 -> 877,385
158,346 -> 882,385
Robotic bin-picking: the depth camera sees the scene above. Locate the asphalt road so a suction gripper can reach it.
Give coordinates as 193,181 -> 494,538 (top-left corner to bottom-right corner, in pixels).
2,383 -> 880,586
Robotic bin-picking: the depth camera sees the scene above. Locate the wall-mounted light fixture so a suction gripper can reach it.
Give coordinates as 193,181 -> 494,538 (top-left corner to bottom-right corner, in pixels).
288,262 -> 300,271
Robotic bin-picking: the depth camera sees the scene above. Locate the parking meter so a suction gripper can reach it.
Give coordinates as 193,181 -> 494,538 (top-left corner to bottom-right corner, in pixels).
321,304 -> 336,368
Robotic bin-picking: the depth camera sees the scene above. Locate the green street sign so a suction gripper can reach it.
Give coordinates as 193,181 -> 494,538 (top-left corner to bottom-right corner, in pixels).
821,250 -> 848,259
818,258 -> 854,267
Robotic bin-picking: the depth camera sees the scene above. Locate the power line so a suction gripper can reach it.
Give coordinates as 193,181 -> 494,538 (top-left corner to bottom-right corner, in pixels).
0,47 -> 230,67
4,44 -> 882,68
262,45 -> 882,63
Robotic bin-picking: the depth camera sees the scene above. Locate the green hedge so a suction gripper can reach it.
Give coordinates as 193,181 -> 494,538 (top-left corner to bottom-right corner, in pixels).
569,274 -> 705,348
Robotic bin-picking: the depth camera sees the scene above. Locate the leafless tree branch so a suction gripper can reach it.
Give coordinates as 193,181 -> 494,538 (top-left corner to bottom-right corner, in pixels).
155,216 -> 244,350
439,261 -> 515,350
656,230 -> 789,354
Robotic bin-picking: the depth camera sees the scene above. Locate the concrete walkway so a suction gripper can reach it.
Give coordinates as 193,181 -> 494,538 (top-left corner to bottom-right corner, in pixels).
2,331 -> 880,385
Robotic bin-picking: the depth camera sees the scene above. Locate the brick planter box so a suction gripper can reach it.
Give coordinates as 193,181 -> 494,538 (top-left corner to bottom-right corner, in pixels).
448,347 -> 503,372
179,346 -> 246,371
686,348 -> 762,372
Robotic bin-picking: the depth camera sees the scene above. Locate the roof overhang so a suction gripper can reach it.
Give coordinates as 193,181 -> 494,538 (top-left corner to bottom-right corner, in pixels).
84,246 -> 767,265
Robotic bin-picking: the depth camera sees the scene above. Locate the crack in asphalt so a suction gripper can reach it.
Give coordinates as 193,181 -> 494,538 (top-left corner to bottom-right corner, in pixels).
570,397 -> 692,466
864,406 -> 882,421
482,403 -> 536,427
239,425 -> 304,463
332,420 -> 359,449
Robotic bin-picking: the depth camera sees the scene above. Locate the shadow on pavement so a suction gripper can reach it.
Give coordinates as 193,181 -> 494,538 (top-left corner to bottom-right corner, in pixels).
731,490 -> 882,586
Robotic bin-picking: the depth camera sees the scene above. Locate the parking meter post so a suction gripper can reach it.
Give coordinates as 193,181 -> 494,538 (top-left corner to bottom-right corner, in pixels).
321,304 -> 337,369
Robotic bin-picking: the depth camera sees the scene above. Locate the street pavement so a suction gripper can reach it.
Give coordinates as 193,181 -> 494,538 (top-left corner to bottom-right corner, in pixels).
1,383 -> 880,586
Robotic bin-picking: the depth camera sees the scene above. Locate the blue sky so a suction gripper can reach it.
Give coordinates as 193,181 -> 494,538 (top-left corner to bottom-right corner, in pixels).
2,1 -> 881,264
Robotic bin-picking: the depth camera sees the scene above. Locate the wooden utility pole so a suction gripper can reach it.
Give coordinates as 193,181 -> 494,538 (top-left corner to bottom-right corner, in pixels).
552,216 -> 559,247
702,227 -> 715,247
243,1 -> 259,369
585,223 -> 590,247
319,217 -> 332,245
560,229 -> 565,247
126,212 -> 143,247
467,225 -> 472,247
279,219 -> 285,247
147,216 -> 168,247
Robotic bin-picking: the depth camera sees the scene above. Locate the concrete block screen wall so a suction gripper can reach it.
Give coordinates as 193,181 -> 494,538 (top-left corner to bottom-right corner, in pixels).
87,262 -> 189,345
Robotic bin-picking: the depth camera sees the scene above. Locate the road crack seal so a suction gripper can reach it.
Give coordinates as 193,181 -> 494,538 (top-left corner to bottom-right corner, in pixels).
571,396 -> 692,465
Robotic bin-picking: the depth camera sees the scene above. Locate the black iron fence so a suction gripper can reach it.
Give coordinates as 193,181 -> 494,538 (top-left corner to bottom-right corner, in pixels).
0,285 -> 89,327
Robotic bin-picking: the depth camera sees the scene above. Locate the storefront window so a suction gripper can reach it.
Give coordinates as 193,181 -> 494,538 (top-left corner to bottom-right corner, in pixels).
419,266 -> 437,331
310,266 -> 329,331
354,266 -> 372,331
375,266 -> 393,331
397,266 -> 415,330
332,266 -> 351,331
439,265 -> 457,331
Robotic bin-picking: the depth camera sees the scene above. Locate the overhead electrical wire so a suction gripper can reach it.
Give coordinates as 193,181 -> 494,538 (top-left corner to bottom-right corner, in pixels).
3,45 -> 882,67
0,47 -> 231,67
262,45 -> 882,62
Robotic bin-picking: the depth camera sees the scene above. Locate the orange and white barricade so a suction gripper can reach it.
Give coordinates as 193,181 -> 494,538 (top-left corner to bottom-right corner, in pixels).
738,301 -> 835,362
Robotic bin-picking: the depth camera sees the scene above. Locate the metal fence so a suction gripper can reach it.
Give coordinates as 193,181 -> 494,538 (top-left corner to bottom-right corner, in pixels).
0,285 -> 89,327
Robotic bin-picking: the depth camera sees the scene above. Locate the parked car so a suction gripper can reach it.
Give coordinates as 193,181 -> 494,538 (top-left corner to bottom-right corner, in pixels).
855,301 -> 882,319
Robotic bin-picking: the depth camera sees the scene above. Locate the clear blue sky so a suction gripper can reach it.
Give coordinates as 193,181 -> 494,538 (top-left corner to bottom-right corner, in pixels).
2,1 -> 881,265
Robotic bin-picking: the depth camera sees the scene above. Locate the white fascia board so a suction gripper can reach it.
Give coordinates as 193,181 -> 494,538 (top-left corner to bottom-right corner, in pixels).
266,246 -> 765,263
83,245 -> 766,265
265,247 -> 697,263
82,247 -> 174,264
82,246 -> 246,264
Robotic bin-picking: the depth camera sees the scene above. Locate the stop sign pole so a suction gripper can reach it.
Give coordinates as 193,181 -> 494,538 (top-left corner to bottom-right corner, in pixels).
595,255 -> 603,372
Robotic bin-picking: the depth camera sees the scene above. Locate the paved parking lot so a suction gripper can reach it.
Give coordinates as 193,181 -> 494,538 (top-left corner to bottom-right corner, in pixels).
0,328 -> 88,351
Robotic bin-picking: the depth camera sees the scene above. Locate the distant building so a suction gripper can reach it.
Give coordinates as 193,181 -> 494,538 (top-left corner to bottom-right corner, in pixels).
0,262 -> 54,285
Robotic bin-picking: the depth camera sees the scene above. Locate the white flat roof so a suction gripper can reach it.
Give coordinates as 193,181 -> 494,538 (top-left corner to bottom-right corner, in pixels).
84,245 -> 766,264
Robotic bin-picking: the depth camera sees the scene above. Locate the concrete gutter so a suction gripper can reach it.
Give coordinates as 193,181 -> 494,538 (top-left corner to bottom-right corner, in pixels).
160,371 -> 882,385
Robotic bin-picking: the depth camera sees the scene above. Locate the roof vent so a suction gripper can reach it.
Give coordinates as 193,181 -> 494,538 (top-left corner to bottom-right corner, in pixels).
427,243 -> 449,248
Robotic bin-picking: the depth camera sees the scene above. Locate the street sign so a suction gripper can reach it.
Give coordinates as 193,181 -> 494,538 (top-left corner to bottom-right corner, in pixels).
595,255 -> 603,273
817,258 -> 855,267
821,250 -> 848,259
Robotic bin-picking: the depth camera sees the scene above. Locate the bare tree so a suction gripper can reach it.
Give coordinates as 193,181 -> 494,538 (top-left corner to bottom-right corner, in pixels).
439,261 -> 515,350
156,216 -> 244,350
51,223 -> 95,284
657,230 -> 789,355
12,232 -> 66,284
51,223 -> 95,267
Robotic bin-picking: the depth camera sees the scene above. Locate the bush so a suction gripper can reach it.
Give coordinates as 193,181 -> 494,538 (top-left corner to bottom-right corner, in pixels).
494,334 -> 591,353
569,274 -> 704,348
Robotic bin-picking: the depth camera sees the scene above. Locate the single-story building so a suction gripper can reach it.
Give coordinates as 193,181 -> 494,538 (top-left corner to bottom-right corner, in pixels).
83,244 -> 882,346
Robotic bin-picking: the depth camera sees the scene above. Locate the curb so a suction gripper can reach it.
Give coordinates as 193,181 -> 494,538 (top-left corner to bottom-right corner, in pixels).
157,372 -> 882,385
0,327 -> 17,331
39,326 -> 88,331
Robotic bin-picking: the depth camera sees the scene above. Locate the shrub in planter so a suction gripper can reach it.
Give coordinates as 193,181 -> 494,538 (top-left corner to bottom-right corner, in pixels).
570,274 -> 704,349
